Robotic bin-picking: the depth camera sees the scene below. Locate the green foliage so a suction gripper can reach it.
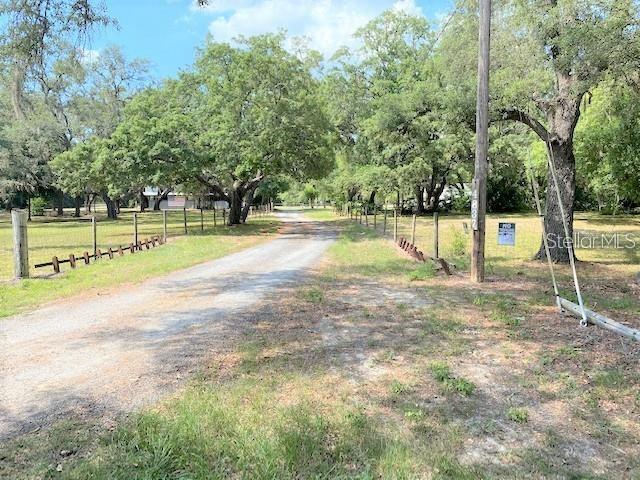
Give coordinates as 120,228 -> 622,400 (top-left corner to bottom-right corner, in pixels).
408,263 -> 436,281
429,362 -> 475,396
58,379 -> 419,479
507,407 -> 529,424
390,379 -> 410,395
30,197 -> 46,216
449,227 -> 467,257
576,82 -> 640,210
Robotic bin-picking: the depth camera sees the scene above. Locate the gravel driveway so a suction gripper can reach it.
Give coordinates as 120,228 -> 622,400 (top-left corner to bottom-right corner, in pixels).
0,212 -> 335,441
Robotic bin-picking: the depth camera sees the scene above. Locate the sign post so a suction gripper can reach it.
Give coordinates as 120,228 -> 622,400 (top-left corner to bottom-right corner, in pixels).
471,0 -> 491,283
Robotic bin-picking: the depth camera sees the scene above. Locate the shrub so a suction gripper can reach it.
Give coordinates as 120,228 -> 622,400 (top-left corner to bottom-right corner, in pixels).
449,227 -> 467,257
30,197 -> 47,216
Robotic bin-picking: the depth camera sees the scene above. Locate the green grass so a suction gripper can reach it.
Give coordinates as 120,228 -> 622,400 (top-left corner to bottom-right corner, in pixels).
429,362 -> 476,396
0,216 -> 279,318
4,208 -> 638,479
22,377 -> 424,480
407,263 -> 436,281
299,207 -> 340,221
0,208 -> 247,281
507,407 -> 529,424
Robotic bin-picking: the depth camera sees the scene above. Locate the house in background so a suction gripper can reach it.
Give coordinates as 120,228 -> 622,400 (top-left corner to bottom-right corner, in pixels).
143,188 -> 229,210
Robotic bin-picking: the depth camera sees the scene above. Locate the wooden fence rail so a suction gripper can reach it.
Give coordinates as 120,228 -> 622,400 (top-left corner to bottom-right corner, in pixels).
34,236 -> 164,274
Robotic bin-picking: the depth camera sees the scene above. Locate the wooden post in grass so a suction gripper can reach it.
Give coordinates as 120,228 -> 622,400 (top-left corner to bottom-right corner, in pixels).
433,212 -> 439,259
133,213 -> 138,246
11,209 -> 29,279
223,208 -> 226,226
411,214 -> 417,245
92,216 -> 97,257
374,209 -> 377,229
394,208 -> 398,241
69,254 -> 76,268
52,256 -> 60,274
383,209 -> 387,235
365,205 -> 369,226
163,210 -> 168,243
213,208 -> 217,228
471,0 -> 491,283
83,251 -> 90,264
200,208 -> 204,232
183,208 -> 188,235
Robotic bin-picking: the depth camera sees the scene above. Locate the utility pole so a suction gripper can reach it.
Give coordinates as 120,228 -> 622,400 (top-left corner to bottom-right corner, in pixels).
471,0 -> 491,283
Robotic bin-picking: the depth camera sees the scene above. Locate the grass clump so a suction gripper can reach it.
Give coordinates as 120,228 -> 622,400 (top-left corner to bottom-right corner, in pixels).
407,263 -> 436,281
299,287 -> 324,304
58,379 -> 421,479
390,379 -> 410,395
429,362 -> 476,396
507,407 -> 529,423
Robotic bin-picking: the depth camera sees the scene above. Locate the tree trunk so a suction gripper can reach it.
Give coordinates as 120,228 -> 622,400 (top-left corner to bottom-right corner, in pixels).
414,185 -> 425,214
140,189 -> 148,212
57,191 -> 64,216
228,186 -> 244,225
74,196 -> 81,217
426,179 -> 447,213
153,189 -> 169,211
534,140 -> 576,262
102,194 -> 118,220
241,188 -> 256,223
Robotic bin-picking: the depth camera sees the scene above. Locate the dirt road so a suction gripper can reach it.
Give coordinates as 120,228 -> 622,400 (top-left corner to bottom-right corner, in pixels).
0,212 -> 335,441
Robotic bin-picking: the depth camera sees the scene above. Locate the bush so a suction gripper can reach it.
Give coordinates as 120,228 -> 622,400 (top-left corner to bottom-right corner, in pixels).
449,227 -> 467,257
30,197 -> 47,216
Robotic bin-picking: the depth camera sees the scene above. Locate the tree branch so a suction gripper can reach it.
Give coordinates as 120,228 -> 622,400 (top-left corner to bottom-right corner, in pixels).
500,109 -> 549,142
195,174 -> 227,199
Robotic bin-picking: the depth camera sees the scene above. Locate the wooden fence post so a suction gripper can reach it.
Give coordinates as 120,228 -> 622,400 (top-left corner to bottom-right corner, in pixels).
433,212 -> 439,259
383,209 -> 387,235
411,214 -> 417,245
163,210 -> 168,243
133,213 -> 138,246
183,208 -> 188,235
394,209 -> 398,241
11,209 -> 29,279
213,208 -> 217,228
83,251 -> 90,264
69,254 -> 76,268
200,208 -> 204,232
374,209 -> 377,229
52,256 -> 60,274
92,216 -> 97,257
223,208 -> 226,226
365,206 -> 369,226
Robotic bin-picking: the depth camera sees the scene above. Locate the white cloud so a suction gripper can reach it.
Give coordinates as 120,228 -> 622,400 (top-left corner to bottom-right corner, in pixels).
80,48 -> 101,64
194,0 -> 426,58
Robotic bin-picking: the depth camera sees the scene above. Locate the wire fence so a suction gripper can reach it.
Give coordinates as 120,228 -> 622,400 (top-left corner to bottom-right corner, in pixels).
339,205 -> 640,268
0,206 -> 272,280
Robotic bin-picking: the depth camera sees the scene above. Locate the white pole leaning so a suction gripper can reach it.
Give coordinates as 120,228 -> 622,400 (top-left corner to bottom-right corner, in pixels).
546,141 -> 588,327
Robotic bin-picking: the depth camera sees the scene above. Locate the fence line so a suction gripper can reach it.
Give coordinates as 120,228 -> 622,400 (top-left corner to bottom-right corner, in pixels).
3,203 -> 275,279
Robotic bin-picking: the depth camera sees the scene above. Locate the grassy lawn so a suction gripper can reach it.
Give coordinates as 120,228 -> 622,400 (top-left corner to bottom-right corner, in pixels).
0,208 -> 247,281
0,214 -> 279,318
3,213 -> 638,479
348,209 -> 640,317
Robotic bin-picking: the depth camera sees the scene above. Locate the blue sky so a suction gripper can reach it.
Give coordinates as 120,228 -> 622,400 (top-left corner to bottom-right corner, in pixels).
91,0 -> 454,80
